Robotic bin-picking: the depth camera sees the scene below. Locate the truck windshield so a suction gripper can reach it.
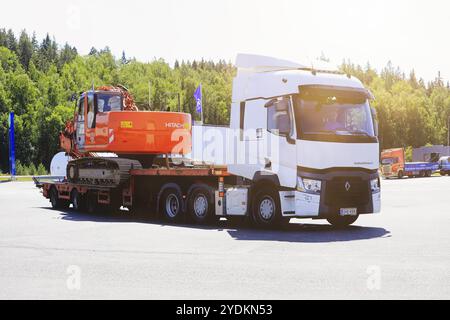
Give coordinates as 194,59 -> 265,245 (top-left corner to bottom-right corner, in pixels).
293,86 -> 376,142
381,158 -> 397,165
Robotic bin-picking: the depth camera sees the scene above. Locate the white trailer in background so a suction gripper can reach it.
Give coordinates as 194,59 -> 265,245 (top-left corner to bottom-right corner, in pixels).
42,54 -> 381,228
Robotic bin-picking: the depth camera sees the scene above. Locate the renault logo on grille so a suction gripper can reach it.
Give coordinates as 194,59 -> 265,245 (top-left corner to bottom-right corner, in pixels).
345,181 -> 351,191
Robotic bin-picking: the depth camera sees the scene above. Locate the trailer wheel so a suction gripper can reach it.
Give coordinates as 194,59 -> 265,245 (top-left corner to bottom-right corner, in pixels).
160,187 -> 184,222
49,186 -> 69,210
187,184 -> 215,224
70,189 -> 85,211
86,191 -> 98,214
251,188 -> 282,228
327,214 -> 359,228
419,171 -> 425,178
425,170 -> 432,177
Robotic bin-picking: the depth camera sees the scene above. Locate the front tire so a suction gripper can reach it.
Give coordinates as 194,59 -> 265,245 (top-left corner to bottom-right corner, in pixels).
397,170 -> 403,179
327,215 -> 359,228
251,188 -> 283,228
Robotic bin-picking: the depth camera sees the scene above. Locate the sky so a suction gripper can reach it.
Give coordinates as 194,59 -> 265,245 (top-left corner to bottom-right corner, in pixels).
1,0 -> 449,82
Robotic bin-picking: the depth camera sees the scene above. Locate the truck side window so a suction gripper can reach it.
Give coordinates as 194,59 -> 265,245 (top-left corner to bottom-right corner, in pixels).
87,93 -> 95,128
267,97 -> 291,136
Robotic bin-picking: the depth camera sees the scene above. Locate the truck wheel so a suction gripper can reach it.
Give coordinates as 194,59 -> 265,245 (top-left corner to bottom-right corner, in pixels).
160,187 -> 184,222
187,184 -> 215,224
440,170 -> 446,176
49,186 -> 69,210
397,171 -> 403,179
70,189 -> 85,211
419,171 -> 425,178
327,215 -> 359,228
251,188 -> 282,228
86,191 -> 98,214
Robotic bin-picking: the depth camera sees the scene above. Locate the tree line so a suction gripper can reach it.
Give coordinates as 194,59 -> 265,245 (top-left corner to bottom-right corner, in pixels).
0,28 -> 449,172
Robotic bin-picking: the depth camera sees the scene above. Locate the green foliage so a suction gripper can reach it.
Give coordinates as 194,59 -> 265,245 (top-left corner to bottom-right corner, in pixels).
0,29 -> 449,173
341,60 -> 450,151
404,146 -> 413,162
36,163 -> 47,175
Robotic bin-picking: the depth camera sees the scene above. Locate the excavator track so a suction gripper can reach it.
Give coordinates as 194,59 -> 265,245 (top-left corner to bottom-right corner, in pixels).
66,157 -> 142,187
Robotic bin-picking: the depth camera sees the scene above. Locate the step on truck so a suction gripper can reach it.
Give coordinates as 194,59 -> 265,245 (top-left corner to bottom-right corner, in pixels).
381,148 -> 439,179
38,54 -> 381,228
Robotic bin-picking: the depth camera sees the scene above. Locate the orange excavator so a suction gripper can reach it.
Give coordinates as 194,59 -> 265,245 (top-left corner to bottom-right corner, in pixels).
60,85 -> 192,186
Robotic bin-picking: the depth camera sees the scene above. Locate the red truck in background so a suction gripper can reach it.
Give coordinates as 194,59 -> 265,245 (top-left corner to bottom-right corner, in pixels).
381,148 -> 439,179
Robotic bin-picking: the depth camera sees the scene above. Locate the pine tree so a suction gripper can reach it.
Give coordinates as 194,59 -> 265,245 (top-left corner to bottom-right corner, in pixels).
17,30 -> 33,70
121,50 -> 128,64
6,29 -> 17,52
89,47 -> 98,55
0,28 -> 7,47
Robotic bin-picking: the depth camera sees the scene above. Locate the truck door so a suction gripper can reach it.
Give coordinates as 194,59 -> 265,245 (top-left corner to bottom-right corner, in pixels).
75,94 -> 86,150
85,92 -> 96,146
265,96 -> 297,188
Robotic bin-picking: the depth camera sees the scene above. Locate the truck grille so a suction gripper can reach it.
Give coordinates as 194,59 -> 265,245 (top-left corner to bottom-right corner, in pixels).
324,177 -> 370,207
382,165 -> 391,174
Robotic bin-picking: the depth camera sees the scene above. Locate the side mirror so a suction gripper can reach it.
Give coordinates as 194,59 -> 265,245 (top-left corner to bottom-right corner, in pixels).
371,107 -> 379,137
70,93 -> 78,102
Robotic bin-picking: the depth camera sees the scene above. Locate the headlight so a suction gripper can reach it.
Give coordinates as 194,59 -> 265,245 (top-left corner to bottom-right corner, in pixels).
370,178 -> 380,193
297,177 -> 321,194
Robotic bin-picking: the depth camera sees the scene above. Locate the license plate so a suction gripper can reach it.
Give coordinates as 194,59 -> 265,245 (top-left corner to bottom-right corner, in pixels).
340,208 -> 357,216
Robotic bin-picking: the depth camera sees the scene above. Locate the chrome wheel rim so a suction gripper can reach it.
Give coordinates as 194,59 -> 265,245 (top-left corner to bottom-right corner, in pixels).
259,196 -> 275,220
193,194 -> 208,217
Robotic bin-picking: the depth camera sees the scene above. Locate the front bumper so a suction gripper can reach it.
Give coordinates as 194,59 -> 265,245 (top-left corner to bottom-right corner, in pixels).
279,168 -> 381,218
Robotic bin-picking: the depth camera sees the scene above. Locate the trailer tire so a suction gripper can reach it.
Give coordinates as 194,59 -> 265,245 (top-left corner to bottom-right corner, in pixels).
86,191 -> 98,214
159,187 -> 184,222
251,187 -> 282,228
327,214 -> 359,228
70,189 -> 85,211
425,170 -> 432,177
187,184 -> 215,224
49,186 -> 69,210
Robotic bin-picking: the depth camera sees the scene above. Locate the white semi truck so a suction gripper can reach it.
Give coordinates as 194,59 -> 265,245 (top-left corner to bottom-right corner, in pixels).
40,54 -> 381,228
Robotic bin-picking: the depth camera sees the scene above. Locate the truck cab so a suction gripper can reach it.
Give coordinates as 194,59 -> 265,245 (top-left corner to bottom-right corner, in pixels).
227,54 -> 381,227
439,156 -> 450,176
381,148 -> 405,178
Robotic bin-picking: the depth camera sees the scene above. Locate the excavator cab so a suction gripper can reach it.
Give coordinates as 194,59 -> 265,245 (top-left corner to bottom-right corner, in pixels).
60,86 -> 192,164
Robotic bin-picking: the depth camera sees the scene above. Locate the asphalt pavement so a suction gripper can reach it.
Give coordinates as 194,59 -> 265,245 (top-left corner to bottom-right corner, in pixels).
0,177 -> 449,299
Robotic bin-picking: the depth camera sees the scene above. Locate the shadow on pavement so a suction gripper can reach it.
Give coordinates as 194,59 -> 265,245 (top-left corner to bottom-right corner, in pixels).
37,206 -> 391,243
227,223 -> 390,243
